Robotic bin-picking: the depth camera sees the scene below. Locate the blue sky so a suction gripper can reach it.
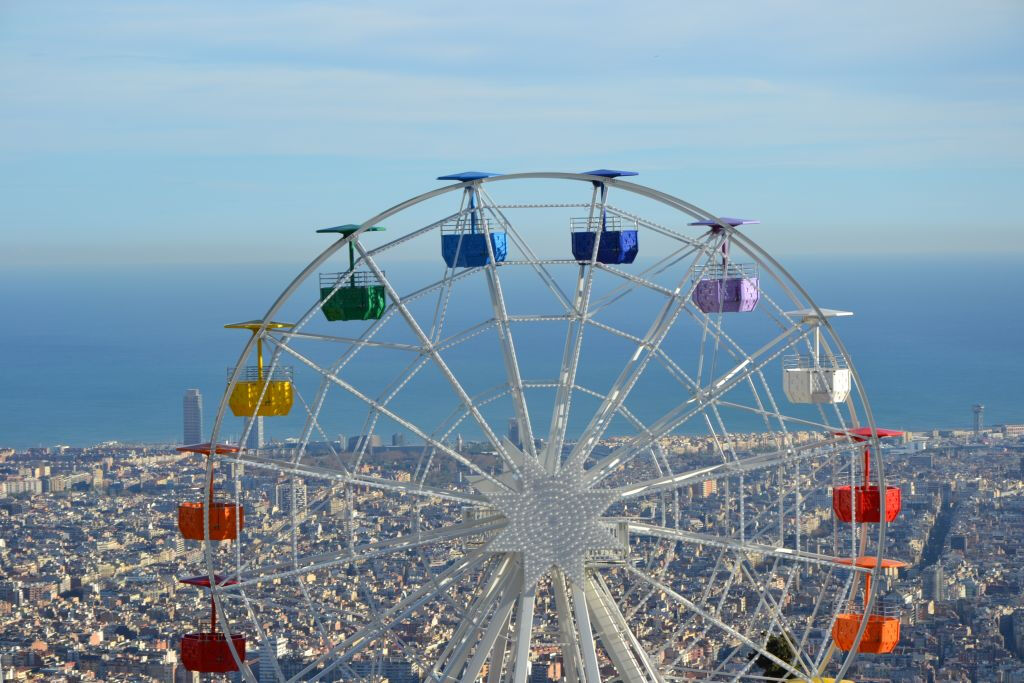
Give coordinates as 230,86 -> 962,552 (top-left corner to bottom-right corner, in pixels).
1,0 -> 1022,265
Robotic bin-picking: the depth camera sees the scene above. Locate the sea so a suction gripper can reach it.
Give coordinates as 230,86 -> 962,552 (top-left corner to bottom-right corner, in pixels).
1,254 -> 1022,449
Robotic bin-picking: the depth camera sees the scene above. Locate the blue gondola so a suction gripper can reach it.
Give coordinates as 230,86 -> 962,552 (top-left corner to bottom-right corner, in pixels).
437,172 -> 507,268
570,216 -> 638,264
571,169 -> 639,264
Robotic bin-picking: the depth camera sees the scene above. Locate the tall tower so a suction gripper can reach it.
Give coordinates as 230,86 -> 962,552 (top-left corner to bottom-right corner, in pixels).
973,403 -> 984,436
258,636 -> 288,683
276,480 -> 307,516
507,417 -> 521,449
245,417 -> 265,450
182,389 -> 203,444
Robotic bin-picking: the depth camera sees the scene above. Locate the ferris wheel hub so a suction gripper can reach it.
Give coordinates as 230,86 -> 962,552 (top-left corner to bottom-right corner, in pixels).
480,452 -> 620,589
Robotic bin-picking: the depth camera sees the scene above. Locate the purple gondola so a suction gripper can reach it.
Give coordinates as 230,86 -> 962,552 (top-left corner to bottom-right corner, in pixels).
689,217 -> 761,313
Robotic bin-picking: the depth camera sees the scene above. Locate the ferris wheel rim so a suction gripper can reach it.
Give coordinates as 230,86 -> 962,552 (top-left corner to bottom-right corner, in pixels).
197,172 -> 888,682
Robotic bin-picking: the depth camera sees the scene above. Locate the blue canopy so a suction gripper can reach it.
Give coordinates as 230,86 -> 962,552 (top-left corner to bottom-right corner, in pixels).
437,172 -> 500,181
581,169 -> 639,178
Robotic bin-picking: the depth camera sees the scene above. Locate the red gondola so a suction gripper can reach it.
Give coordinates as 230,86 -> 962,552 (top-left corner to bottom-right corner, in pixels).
178,576 -> 246,673
832,428 -> 903,524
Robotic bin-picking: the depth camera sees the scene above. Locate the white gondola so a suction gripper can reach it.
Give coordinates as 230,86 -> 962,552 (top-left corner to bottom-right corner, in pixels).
783,308 -> 854,404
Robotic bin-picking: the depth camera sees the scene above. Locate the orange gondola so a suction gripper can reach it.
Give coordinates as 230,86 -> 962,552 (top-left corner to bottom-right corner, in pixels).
833,557 -> 907,654
176,443 -> 244,541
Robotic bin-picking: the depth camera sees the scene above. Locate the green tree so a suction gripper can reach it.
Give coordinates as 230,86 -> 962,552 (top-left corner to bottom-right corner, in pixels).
750,633 -> 797,679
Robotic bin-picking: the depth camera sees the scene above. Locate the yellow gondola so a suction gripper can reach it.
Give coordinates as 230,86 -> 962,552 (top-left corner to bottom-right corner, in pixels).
225,321 -> 294,417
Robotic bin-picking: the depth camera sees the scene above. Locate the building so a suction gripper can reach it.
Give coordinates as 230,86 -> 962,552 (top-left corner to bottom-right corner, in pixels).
350,657 -> 417,683
259,637 -> 288,683
182,389 -> 203,444
245,417 -> 265,450
972,403 -> 984,436
1002,424 -> 1024,437
924,565 -> 945,601
508,417 -> 521,449
275,480 -> 307,516
347,434 -> 382,453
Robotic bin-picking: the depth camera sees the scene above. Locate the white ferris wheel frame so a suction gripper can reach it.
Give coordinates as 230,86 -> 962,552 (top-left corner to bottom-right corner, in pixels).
195,172 -> 891,683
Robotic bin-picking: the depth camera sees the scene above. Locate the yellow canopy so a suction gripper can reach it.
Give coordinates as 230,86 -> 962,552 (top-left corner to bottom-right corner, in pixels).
224,320 -> 294,332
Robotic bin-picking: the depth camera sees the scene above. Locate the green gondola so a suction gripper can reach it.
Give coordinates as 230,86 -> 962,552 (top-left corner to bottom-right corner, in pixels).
316,225 -> 387,322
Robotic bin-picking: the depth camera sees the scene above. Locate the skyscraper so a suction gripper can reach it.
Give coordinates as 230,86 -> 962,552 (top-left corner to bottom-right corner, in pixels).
924,565 -> 945,601
973,403 -> 984,436
276,480 -> 307,516
256,636 -> 288,683
507,417 -> 521,449
182,389 -> 203,444
245,417 -> 264,450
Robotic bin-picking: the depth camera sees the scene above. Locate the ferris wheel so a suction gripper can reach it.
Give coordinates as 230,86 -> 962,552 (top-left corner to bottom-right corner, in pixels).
174,171 -> 909,682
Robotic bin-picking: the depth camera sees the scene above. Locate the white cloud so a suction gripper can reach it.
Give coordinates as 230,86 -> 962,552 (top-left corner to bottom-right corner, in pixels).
2,52 -> 1021,169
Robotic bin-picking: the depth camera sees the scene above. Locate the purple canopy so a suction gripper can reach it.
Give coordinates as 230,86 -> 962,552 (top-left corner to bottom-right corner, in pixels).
688,217 -> 760,227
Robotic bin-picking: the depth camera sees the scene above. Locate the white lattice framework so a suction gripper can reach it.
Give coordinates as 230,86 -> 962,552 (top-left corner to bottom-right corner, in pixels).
194,173 -> 893,683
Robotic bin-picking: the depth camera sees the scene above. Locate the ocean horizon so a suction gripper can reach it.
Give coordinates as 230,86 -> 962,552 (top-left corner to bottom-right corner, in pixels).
2,253 -> 1022,449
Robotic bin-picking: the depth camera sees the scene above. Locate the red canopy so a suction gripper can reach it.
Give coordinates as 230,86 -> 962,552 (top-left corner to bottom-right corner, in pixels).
833,427 -> 904,442
176,443 -> 240,455
178,574 -> 239,588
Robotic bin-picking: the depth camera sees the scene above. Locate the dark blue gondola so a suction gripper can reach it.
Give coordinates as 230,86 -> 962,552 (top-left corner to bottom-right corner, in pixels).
571,169 -> 639,264
570,217 -> 638,264
438,172 -> 507,268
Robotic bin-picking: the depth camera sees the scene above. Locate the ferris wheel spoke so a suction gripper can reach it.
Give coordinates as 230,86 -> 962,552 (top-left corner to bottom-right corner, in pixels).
626,522 -> 868,575
510,580 -> 538,683
713,560 -> 800,682
615,435 -> 844,500
551,569 -> 585,683
543,263 -> 597,471
604,204 -> 709,249
271,329 -> 422,353
301,553 -> 488,682
572,383 -> 654,438
269,338 -> 512,490
663,549 -> 746,669
624,566 -> 811,682
431,558 -> 516,681
433,317 -> 498,353
217,451 -> 483,505
589,241 -> 706,314
478,218 -> 537,458
665,666 -> 791,681
226,517 -> 503,590
735,561 -> 817,677
586,323 -> 810,486
535,180 -> 604,473
571,580 -> 603,683
567,246 -> 710,472
478,187 -> 573,312
354,243 -> 519,474
743,453 -> 848,551
585,572 -> 664,683
715,398 -> 855,433
461,572 -> 519,683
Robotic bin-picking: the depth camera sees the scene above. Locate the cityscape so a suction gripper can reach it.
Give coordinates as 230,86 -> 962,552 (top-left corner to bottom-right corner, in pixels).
2,395 -> 1024,681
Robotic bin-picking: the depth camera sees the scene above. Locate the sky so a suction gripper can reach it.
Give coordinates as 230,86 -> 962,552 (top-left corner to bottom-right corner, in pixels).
1,0 -> 1023,266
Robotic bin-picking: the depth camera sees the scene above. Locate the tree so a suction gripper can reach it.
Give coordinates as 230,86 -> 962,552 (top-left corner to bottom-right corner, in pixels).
750,633 -> 797,679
